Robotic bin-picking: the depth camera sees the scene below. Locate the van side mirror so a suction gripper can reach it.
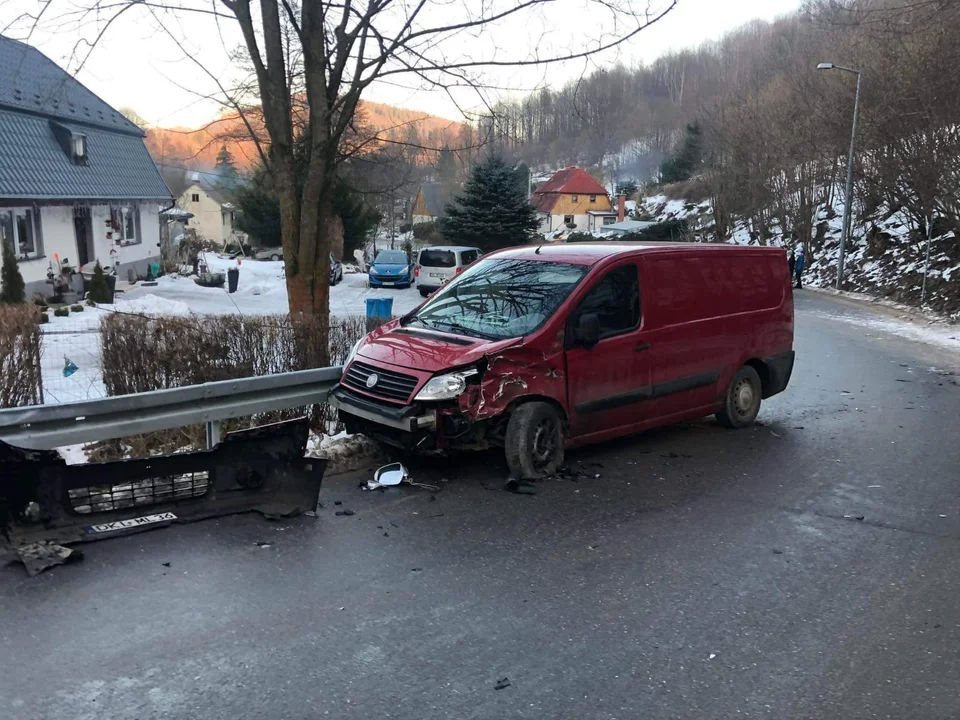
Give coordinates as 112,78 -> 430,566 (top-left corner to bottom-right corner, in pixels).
578,312 -> 600,349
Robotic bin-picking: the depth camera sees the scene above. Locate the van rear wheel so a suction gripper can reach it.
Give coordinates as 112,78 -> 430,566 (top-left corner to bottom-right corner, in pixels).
716,365 -> 762,429
505,402 -> 565,480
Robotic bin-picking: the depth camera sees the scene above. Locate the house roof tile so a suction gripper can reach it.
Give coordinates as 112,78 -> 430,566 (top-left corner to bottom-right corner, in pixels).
0,37 -> 170,201
535,167 -> 608,196
0,36 -> 141,135
0,109 -> 171,200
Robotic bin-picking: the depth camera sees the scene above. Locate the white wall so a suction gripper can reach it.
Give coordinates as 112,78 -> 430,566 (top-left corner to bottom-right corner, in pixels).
19,206 -> 77,285
179,182 -> 227,244
548,213 -> 590,232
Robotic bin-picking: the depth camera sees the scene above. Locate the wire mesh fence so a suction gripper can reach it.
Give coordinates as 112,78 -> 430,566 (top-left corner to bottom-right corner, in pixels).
40,314 -> 105,404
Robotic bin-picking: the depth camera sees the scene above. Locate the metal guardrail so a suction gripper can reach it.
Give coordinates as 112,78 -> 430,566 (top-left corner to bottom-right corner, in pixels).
0,366 -> 344,450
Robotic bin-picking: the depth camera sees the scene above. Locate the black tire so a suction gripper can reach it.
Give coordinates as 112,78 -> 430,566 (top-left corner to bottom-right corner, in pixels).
419,288 -> 430,297
505,402 -> 565,479
716,365 -> 762,429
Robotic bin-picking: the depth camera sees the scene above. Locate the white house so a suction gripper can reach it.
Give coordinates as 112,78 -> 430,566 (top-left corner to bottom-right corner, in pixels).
0,37 -> 171,297
178,173 -> 243,246
531,167 -> 615,235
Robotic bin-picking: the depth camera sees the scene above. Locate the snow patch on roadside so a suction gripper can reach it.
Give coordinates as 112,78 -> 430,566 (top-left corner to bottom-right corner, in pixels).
307,431 -> 381,475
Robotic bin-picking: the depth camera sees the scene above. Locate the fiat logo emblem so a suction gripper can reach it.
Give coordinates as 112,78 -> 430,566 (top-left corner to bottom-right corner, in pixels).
366,373 -> 379,388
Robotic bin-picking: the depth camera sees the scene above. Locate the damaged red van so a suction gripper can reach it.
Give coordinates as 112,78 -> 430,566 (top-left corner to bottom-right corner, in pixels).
329,243 -> 794,478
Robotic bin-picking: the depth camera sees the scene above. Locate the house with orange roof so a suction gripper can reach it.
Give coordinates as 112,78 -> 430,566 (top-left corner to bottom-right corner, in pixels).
531,167 -> 617,235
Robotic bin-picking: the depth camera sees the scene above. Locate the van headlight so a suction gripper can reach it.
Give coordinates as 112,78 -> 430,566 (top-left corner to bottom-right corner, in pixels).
344,338 -> 363,368
414,369 -> 478,401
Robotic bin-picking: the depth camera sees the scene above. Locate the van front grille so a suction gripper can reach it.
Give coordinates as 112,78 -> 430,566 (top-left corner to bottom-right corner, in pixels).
343,361 -> 418,403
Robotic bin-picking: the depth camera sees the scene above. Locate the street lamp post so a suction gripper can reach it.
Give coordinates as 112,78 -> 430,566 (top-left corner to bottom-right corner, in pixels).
817,62 -> 862,291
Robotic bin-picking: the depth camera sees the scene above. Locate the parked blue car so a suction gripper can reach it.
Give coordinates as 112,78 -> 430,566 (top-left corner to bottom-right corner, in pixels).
368,250 -> 414,288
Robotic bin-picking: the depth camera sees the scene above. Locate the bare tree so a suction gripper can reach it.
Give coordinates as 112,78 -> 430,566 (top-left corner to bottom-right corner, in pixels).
22,0 -> 675,331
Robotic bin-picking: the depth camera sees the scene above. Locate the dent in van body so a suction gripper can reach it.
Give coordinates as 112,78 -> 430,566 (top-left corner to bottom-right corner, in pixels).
457,340 -> 566,422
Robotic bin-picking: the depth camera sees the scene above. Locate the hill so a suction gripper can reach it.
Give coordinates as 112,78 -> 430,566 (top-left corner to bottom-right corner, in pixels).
145,101 -> 466,175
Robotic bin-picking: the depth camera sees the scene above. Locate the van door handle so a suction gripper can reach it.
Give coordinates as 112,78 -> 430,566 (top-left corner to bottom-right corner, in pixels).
633,342 -> 651,352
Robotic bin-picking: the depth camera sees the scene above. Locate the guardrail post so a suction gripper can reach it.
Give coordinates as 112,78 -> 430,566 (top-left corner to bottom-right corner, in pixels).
206,420 -> 221,449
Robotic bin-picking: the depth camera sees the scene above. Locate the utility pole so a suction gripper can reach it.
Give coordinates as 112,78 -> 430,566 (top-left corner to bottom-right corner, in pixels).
817,63 -> 862,291
921,211 -> 933,306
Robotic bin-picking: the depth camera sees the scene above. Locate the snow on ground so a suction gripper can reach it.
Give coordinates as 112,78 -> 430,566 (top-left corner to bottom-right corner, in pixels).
39,252 -> 424,404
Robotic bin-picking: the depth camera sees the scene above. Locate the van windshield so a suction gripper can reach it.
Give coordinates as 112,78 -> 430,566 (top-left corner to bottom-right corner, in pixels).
405,258 -> 587,340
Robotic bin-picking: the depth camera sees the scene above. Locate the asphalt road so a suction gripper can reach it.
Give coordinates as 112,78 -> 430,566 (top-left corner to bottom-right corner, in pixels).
3,292 -> 959,720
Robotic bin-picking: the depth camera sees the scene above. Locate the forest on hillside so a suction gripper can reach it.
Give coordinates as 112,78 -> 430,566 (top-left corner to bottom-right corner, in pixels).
142,100 -> 465,199
483,0 -> 960,252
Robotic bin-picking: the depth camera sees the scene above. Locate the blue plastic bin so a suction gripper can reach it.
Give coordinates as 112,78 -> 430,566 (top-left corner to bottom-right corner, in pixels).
366,297 -> 394,320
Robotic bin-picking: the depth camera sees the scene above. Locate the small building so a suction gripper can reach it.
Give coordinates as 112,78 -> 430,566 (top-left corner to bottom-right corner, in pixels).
411,182 -> 456,224
531,167 -> 613,234
178,174 -> 243,246
0,36 -> 171,297
159,207 -> 194,263
597,219 -> 657,237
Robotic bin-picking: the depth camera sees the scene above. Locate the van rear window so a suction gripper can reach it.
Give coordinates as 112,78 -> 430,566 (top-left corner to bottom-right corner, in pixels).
419,250 -> 456,267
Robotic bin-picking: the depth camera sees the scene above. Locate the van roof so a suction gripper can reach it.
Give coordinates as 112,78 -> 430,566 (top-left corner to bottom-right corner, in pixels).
419,245 -> 481,252
490,241 -> 784,266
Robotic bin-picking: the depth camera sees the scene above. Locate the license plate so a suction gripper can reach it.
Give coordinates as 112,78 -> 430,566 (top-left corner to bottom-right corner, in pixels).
86,512 -> 177,534
381,281 -> 395,286
430,273 -> 445,278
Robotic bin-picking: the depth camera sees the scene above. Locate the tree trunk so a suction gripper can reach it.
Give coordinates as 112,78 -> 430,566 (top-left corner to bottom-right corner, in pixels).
287,184 -> 332,319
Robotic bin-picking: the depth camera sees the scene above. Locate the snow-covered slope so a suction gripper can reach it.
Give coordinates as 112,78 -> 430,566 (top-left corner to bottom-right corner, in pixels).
638,193 -> 960,319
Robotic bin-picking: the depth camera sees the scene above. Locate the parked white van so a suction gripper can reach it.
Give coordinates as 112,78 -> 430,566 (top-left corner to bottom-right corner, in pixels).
415,246 -> 482,297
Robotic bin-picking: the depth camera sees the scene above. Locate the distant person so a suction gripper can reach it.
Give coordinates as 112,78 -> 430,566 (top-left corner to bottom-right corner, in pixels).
794,248 -> 805,289
788,251 -> 796,278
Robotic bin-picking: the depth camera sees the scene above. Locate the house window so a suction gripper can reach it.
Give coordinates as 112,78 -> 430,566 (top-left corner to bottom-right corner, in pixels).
191,193 -> 200,203
602,216 -> 616,226
571,195 -> 578,202
72,134 -> 87,163
110,205 -> 141,246
0,208 -> 43,260
590,195 -> 597,203
563,215 -> 575,227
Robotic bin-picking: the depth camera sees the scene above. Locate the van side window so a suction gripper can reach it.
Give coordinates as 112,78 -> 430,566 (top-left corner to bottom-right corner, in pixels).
573,264 -> 640,339
459,249 -> 479,266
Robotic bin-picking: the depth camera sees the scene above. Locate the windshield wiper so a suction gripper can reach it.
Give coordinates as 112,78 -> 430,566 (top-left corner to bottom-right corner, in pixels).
434,320 -> 500,341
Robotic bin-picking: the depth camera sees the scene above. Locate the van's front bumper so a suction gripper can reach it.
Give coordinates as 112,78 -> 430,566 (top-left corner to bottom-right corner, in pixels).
329,384 -> 435,434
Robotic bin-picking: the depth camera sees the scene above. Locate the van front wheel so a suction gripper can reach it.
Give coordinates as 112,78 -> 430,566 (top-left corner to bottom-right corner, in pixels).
505,402 -> 565,479
716,365 -> 762,429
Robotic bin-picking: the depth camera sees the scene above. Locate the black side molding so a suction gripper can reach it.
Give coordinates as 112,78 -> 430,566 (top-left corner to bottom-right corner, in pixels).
576,371 -> 720,414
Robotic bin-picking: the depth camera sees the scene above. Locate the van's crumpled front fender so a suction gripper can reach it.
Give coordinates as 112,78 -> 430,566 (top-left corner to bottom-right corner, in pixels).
458,343 -> 566,421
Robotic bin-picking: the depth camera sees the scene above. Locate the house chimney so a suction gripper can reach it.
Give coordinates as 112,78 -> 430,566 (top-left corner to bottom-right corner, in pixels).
617,194 -> 626,222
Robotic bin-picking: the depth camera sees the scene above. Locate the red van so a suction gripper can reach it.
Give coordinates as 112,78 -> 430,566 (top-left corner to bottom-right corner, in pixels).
330,243 -> 794,478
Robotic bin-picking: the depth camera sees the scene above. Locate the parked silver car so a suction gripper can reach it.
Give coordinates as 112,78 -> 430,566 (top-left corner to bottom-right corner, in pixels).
255,246 -> 283,261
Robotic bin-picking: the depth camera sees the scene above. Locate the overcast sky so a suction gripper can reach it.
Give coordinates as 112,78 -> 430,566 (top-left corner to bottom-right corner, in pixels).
1,0 -> 802,128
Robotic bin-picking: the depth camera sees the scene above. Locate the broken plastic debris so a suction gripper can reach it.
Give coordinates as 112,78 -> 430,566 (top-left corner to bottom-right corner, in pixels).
364,463 -> 438,491
62,356 -> 79,378
505,478 -> 536,495
494,677 -> 511,690
16,541 -> 83,576
375,462 -> 407,486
